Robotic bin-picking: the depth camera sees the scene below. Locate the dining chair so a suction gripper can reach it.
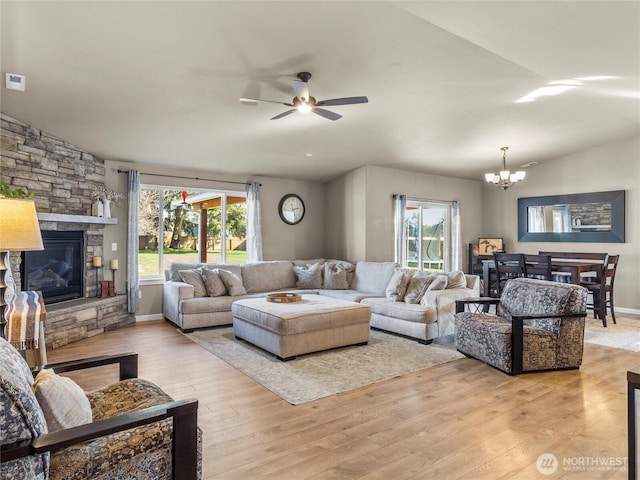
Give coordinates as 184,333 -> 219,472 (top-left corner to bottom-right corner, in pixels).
523,254 -> 552,281
493,253 -> 526,296
581,254 -> 619,327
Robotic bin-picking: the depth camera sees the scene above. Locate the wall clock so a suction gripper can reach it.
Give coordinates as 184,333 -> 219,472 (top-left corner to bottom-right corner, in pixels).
278,194 -> 305,225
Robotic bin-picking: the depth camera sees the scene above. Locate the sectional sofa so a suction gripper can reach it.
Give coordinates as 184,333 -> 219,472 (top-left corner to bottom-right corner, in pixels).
162,259 -> 479,343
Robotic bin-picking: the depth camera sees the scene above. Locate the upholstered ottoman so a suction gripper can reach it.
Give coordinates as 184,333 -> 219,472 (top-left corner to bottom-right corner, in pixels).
232,295 -> 371,360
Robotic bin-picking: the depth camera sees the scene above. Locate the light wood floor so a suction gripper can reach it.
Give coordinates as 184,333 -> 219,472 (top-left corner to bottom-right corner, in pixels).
47,318 -> 638,480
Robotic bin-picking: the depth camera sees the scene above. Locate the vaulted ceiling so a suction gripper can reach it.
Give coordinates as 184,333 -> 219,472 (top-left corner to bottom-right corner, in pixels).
2,1 -> 638,182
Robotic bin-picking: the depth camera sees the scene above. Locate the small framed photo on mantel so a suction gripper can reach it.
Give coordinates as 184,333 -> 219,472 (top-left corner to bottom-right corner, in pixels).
478,238 -> 504,255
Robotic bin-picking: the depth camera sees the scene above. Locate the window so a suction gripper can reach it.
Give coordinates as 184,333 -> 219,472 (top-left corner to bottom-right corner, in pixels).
403,200 -> 453,271
138,186 -> 247,279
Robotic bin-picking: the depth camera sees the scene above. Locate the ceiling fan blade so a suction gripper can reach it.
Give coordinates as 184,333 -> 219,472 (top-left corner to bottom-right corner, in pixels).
240,97 -> 294,107
313,108 -> 342,121
316,96 -> 369,107
270,109 -> 297,120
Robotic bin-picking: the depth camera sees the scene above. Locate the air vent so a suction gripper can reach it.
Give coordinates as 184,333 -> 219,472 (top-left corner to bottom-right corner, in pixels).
5,73 -> 26,91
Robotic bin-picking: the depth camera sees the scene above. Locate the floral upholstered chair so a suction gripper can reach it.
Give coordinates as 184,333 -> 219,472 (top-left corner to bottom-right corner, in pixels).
454,277 -> 587,375
0,336 -> 201,480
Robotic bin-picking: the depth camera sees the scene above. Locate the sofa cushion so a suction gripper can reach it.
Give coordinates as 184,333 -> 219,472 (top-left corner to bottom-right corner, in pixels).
32,369 -> 92,432
201,268 -> 228,297
241,261 -> 296,293
361,297 -> 437,324
445,270 -> 466,289
385,268 -> 414,301
323,262 -> 350,289
293,263 -> 323,289
215,269 -> 247,296
180,295 -> 242,315
178,269 -> 207,298
351,261 -> 398,295
319,289 -> 383,303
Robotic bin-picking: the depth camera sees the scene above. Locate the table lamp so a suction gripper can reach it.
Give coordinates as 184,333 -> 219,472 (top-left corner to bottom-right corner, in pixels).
0,198 -> 44,338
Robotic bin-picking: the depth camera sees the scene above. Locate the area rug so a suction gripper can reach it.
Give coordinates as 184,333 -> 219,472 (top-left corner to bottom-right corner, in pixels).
184,327 -> 464,405
584,316 -> 640,351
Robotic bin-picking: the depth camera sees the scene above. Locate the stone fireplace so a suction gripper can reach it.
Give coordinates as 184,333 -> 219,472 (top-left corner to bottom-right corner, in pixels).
1,112 -> 133,349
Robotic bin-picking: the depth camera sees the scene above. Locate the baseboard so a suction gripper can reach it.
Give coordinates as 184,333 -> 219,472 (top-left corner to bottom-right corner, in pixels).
135,313 -> 165,322
616,307 -> 640,318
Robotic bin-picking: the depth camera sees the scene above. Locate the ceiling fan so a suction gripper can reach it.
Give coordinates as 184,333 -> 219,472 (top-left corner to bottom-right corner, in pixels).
239,72 -> 368,121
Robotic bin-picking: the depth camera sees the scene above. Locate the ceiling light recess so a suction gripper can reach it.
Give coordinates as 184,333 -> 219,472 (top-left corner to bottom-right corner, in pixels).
485,146 -> 525,190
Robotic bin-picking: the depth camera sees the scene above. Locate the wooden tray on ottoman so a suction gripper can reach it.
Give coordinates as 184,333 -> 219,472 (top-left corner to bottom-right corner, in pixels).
266,293 -> 302,303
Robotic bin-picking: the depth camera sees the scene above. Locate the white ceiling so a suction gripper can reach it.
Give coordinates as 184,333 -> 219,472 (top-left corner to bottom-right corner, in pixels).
1,1 -> 639,182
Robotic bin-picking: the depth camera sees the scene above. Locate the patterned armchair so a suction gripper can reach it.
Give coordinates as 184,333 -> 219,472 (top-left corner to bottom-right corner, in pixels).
0,336 -> 201,480
454,278 -> 587,375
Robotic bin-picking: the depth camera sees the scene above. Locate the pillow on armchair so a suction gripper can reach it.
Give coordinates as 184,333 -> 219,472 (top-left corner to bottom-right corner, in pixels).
32,369 -> 92,432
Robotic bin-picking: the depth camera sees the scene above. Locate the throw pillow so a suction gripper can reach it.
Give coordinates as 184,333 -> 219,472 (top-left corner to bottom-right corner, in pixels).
326,260 -> 355,287
178,269 -> 207,298
323,262 -> 349,290
201,268 -> 228,297
293,263 -> 323,289
445,270 -> 466,289
404,273 -> 442,304
427,274 -> 448,291
32,369 -> 92,432
385,268 -> 414,301
215,269 -> 247,296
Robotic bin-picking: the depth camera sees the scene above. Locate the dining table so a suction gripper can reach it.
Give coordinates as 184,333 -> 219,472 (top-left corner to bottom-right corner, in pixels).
481,259 -> 601,297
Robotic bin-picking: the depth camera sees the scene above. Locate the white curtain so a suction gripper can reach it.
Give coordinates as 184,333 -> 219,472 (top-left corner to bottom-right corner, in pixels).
127,170 -> 140,313
451,200 -> 463,271
393,194 -> 407,266
246,181 -> 263,263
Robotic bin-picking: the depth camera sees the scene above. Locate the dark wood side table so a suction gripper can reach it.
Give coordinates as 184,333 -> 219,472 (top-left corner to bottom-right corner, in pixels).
455,297 -> 499,314
629,369 -> 640,480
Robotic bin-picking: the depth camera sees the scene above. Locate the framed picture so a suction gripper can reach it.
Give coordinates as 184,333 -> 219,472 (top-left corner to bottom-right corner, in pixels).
478,238 -> 504,255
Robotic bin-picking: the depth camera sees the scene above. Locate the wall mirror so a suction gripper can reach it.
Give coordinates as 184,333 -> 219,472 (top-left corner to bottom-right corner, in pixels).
518,190 -> 625,243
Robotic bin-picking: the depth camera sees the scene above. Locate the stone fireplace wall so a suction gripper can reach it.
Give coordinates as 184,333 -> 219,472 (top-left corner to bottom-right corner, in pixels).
1,113 -> 133,348
1,113 -> 106,295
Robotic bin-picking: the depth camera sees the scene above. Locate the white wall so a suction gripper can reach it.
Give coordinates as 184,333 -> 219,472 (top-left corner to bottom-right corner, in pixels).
325,165 -> 485,263
482,134 -> 640,312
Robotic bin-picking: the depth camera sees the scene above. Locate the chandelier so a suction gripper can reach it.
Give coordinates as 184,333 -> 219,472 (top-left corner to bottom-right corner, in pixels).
485,146 -> 526,190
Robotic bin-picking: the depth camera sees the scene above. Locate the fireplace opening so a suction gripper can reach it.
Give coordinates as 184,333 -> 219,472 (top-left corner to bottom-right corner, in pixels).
21,230 -> 84,304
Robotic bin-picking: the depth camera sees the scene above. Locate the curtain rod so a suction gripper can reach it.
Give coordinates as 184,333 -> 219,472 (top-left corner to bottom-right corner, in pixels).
394,194 -> 458,205
117,169 -> 260,187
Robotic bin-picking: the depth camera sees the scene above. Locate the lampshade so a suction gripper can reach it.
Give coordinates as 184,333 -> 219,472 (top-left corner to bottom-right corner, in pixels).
0,198 -> 44,251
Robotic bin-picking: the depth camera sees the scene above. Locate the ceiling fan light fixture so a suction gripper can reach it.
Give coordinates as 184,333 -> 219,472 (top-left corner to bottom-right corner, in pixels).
297,101 -> 312,113
485,146 -> 526,190
242,72 -> 366,121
